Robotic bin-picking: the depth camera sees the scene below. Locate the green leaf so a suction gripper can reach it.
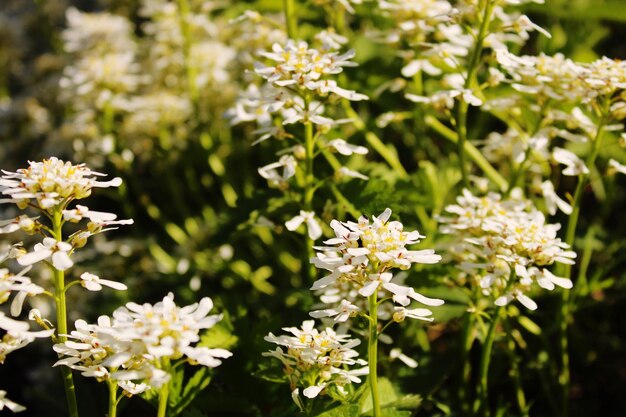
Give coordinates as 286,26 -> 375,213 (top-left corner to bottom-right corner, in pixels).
199,321 -> 238,351
385,394 -> 422,410
313,404 -> 360,417
360,377 -> 397,413
170,367 -> 212,416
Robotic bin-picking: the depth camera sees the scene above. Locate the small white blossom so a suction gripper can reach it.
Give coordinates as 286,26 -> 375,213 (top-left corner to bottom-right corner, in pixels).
0,391 -> 25,413
80,272 -> 127,292
552,147 -> 589,176
17,238 -> 73,271
285,211 -> 323,240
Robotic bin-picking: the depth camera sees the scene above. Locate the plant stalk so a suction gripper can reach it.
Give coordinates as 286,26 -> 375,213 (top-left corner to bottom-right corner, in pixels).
368,293 -> 381,417
52,209 -> 79,417
283,0 -> 297,39
474,304 -> 504,417
455,0 -> 496,189
107,381 -> 118,417
157,381 -> 170,417
557,113 -> 608,417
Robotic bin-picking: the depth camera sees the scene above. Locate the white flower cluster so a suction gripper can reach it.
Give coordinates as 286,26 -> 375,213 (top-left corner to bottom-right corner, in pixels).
1,311 -> 54,365
496,51 -> 626,113
229,39 -> 368,131
263,320 -> 368,408
438,189 -> 576,310
310,208 -> 444,322
59,1 -> 238,163
228,37 -> 370,238
53,293 -> 232,391
376,0 -> 549,108
0,158 -> 132,270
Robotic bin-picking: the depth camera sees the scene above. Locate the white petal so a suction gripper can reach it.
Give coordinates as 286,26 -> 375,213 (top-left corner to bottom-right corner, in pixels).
516,293 -> 538,310
17,249 -> 52,266
358,280 -> 379,297
302,385 -> 324,398
285,215 -> 304,231
52,251 -> 74,271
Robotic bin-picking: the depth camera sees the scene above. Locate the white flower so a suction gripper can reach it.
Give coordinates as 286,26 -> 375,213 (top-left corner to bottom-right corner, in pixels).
309,299 -> 360,322
80,272 -> 127,292
609,159 -> 626,175
258,155 -> 297,188
327,139 -> 368,156
53,294 -> 231,389
285,211 -> 323,240
0,391 -> 25,413
0,157 -> 123,212
17,237 -> 73,270
337,167 -> 369,180
439,189 -> 577,310
0,312 -> 54,363
263,320 -> 367,403
540,180 -> 572,215
389,348 -> 418,368
0,215 -> 39,235
552,148 -> 589,176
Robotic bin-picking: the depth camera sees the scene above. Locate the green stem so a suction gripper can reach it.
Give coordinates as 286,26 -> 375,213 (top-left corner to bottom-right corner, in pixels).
458,312 -> 474,413
303,121 -> 315,281
475,304 -> 504,417
176,0 -> 199,104
425,115 -> 508,191
52,210 -> 79,417
504,318 -> 528,417
107,381 -> 118,417
454,0 -> 496,189
304,122 -> 315,210
368,293 -> 381,417
157,382 -> 170,417
283,0 -> 297,39
557,113 -> 608,417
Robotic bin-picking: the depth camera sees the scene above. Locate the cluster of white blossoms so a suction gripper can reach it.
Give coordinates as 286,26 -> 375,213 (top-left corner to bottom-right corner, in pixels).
0,158 -> 132,269
263,320 -> 368,409
0,158 -> 130,361
59,1 -> 239,164
228,36 -> 370,240
53,293 -> 232,391
375,0 -> 550,110
438,189 -> 576,310
497,51 -> 626,108
310,209 -> 444,321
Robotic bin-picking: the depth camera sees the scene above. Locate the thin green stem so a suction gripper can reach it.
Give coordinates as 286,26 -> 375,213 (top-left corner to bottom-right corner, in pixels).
557,113 -> 608,417
283,0 -> 297,39
176,0 -> 199,104
303,121 -> 316,281
454,0 -> 496,189
107,381 -> 118,417
504,318 -> 528,417
368,293 -> 381,417
157,381 -> 170,417
52,209 -> 79,417
474,304 -> 504,417
458,312 -> 474,413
